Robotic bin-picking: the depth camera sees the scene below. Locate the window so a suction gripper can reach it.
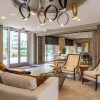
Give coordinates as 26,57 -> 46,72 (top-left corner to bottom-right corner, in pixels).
76,43 -> 82,53
65,46 -> 74,54
45,44 -> 59,62
20,32 -> 27,62
10,30 -> 18,64
3,28 -> 30,67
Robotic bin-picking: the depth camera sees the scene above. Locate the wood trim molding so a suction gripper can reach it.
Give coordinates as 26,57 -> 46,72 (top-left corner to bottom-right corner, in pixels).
97,25 -> 100,60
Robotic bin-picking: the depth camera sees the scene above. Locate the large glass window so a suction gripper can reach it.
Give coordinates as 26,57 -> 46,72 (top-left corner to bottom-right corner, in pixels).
3,28 -> 29,67
10,30 -> 18,64
65,46 -> 74,54
45,44 -> 59,62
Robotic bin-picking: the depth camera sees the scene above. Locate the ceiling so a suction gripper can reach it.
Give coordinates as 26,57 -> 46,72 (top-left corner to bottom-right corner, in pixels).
58,32 -> 93,39
12,0 -> 86,12
0,0 -> 100,36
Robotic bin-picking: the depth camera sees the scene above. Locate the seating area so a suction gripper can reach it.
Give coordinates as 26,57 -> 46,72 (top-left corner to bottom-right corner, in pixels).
0,0 -> 100,100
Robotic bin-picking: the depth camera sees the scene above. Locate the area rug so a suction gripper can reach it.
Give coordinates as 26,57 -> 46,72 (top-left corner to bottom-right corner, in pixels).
59,78 -> 100,100
16,65 -> 39,69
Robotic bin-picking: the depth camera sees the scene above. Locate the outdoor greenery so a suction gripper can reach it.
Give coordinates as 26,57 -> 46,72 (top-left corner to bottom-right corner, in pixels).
62,48 -> 66,54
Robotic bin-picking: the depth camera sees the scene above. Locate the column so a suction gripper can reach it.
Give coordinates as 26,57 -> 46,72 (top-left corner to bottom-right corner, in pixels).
0,25 -> 3,62
97,25 -> 100,60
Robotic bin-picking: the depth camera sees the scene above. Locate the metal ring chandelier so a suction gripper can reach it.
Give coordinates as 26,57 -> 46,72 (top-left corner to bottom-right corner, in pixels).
44,4 -> 58,22
18,0 -> 79,26
58,0 -> 68,12
37,10 -> 46,25
19,3 -> 30,20
72,0 -> 78,19
57,12 -> 69,26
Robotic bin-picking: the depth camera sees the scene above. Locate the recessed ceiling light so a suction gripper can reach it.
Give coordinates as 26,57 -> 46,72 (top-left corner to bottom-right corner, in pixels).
86,35 -> 88,37
77,19 -> 80,21
9,13 -> 16,16
70,34 -> 72,36
37,26 -> 40,29
1,16 -> 6,19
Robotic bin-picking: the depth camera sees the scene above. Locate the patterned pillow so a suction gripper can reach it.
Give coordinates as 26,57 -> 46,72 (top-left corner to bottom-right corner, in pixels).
0,62 -> 6,72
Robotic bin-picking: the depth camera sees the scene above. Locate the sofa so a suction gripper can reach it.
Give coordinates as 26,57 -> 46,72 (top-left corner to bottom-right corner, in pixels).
0,71 -> 58,100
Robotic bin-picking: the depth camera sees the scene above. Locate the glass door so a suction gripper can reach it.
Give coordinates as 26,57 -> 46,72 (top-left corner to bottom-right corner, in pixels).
20,32 -> 27,62
10,30 -> 18,64
3,28 -> 29,68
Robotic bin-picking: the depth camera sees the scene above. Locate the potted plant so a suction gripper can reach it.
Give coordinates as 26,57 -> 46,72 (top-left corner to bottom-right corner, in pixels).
62,48 -> 66,54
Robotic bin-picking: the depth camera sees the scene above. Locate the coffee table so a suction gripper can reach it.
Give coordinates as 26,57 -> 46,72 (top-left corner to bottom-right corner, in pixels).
40,72 -> 66,90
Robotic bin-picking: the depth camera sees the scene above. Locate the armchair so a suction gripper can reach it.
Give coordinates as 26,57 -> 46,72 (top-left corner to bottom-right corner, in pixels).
62,54 -> 80,80
82,60 -> 100,90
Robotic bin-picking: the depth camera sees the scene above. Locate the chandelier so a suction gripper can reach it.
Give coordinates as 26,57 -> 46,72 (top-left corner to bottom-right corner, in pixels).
12,0 -> 86,26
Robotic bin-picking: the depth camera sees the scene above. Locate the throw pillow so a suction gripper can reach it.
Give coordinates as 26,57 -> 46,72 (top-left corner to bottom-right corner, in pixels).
0,62 -> 6,72
1,72 -> 37,90
63,66 -> 67,69
22,74 -> 48,87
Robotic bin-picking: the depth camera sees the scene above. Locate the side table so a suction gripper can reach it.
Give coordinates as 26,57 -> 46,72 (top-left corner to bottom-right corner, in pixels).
79,65 -> 89,81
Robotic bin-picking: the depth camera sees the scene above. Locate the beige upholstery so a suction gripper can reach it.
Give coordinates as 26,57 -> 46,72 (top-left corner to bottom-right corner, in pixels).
83,61 -> 100,90
62,54 -> 80,80
84,71 -> 100,79
65,55 -> 79,68
0,77 -> 58,100
96,63 -> 100,71
1,72 -> 37,90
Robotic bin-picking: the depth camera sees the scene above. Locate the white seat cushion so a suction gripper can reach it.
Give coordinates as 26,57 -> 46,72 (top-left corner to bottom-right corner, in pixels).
84,71 -> 100,78
1,72 -> 37,90
62,70 -> 74,74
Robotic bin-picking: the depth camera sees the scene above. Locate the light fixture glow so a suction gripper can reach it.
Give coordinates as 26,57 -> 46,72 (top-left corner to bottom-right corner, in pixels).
77,19 -> 80,21
37,26 -> 40,29
61,24 -> 64,27
72,16 -> 78,19
23,17 -> 28,20
59,8 -> 66,12
49,19 -> 53,22
40,23 -> 44,26
30,11 -> 36,15
1,16 -> 6,19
